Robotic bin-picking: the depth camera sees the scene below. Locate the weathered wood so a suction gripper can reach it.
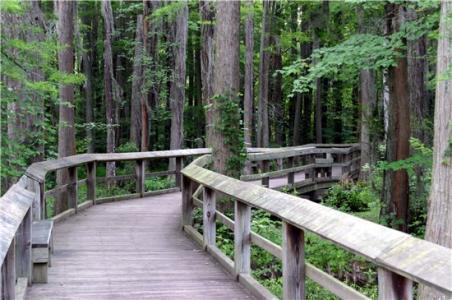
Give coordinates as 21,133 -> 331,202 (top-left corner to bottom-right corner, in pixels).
175,156 -> 183,189
287,157 -> 295,185
1,239 -> 15,300
261,160 -> 269,187
181,175 -> 194,227
283,221 -> 305,300
14,277 -> 27,300
15,208 -> 32,286
86,161 -> 96,204
378,268 -> 412,300
239,273 -> 278,300
135,159 -> 145,197
67,166 -> 77,213
203,187 -> 216,248
234,201 -> 251,277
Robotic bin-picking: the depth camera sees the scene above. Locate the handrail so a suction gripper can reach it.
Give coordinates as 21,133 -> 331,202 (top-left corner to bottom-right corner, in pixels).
181,153 -> 452,299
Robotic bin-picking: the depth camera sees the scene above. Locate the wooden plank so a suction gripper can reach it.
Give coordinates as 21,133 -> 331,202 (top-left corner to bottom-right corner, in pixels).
86,161 -> 96,204
15,208 -> 32,286
261,160 -> 270,187
206,245 -> 235,276
175,157 -> 183,189
32,220 -> 53,248
239,273 -> 278,300
15,277 -> 27,300
378,268 -> 412,300
181,176 -> 194,227
203,187 -> 216,248
183,225 -> 203,246
283,221 -> 305,300
234,201 -> 251,277
135,159 -> 145,197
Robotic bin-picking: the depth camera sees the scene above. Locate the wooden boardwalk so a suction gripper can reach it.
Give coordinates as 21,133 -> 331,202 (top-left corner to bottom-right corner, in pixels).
26,192 -> 255,300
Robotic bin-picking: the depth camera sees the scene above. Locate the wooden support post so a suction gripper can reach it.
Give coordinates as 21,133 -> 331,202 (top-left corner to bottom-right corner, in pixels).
261,160 -> 269,187
135,159 -> 145,197
175,157 -> 183,189
203,187 -> 216,248
1,239 -> 16,300
26,177 -> 42,220
15,208 -> 32,286
181,175 -> 193,227
86,161 -> 96,204
234,201 -> 251,278
287,157 -> 295,186
377,268 -> 412,300
283,221 -> 305,300
67,166 -> 77,213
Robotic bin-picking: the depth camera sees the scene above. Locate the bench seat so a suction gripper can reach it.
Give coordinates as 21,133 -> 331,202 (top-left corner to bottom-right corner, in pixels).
32,220 -> 54,283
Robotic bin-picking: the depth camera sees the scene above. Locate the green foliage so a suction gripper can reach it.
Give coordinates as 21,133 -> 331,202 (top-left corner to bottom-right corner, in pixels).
211,94 -> 246,178
322,181 -> 377,213
145,177 -> 175,191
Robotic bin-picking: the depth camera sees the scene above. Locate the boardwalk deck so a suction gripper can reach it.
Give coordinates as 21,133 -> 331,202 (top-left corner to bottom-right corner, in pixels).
26,192 -> 255,300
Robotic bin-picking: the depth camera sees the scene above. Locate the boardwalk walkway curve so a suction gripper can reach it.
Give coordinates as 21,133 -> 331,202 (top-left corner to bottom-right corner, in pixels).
1,145 -> 451,300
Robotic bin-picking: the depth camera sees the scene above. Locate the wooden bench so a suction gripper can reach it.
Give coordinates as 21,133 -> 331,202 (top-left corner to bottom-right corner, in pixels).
32,220 -> 54,283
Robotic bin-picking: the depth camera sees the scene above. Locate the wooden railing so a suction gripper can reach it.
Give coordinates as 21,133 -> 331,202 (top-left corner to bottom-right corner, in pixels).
181,148 -> 452,300
0,148 -> 210,299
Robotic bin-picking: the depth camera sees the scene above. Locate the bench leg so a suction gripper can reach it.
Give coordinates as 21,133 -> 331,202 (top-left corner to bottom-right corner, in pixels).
33,263 -> 48,283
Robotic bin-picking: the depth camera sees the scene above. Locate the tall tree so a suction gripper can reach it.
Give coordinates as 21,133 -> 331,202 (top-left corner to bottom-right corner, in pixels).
130,14 -> 144,149
243,0 -> 254,149
141,0 -> 151,152
169,2 -> 188,167
102,0 -> 117,184
257,0 -> 272,148
420,1 -> 452,298
382,3 -> 411,232
56,0 -> 76,214
200,1 -> 215,146
211,1 -> 240,175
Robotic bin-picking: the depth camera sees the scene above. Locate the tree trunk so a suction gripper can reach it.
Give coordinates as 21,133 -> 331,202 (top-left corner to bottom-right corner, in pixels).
419,1 -> 452,298
244,0 -> 254,149
141,0 -> 151,152
257,0 -> 272,148
56,0 -> 76,214
211,1 -> 240,175
200,1 -> 215,146
270,36 -> 284,146
169,2 -> 188,169
102,0 -> 117,185
382,3 -> 411,233
130,15 -> 144,150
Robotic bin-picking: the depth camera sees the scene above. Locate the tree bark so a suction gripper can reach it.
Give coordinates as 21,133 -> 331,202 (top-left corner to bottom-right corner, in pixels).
169,2 -> 188,169
420,1 -> 452,298
382,3 -> 411,233
211,1 -> 240,174
200,1 -> 215,146
130,14 -> 144,150
56,0 -> 76,214
244,0 -> 254,149
257,0 -> 272,148
270,36 -> 284,146
102,0 -> 117,185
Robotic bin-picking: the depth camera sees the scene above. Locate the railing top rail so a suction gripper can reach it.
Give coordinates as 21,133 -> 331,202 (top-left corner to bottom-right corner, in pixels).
182,154 -> 452,295
0,179 -> 34,263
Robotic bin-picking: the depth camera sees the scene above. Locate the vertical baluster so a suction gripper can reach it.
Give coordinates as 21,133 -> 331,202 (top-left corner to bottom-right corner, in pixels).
287,157 -> 295,186
261,160 -> 269,187
181,175 -> 193,227
1,238 -> 16,299
15,208 -> 32,286
203,187 -> 216,248
68,166 -> 77,213
135,159 -> 145,197
283,221 -> 305,300
86,161 -> 97,204
234,201 -> 251,278
377,268 -> 412,300
175,157 -> 183,189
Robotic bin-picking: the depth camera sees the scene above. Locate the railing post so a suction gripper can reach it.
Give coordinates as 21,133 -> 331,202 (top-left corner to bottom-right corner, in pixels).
181,175 -> 193,227
283,221 -> 305,300
26,177 -> 43,220
377,268 -> 412,300
86,161 -> 96,204
287,157 -> 295,186
135,159 -> 145,197
68,166 -> 78,213
234,201 -> 251,278
1,238 -> 16,299
203,187 -> 216,249
15,208 -> 32,286
261,160 -> 269,187
175,157 -> 183,190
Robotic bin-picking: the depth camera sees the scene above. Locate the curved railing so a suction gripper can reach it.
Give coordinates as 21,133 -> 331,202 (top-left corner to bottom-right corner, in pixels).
181,150 -> 452,299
